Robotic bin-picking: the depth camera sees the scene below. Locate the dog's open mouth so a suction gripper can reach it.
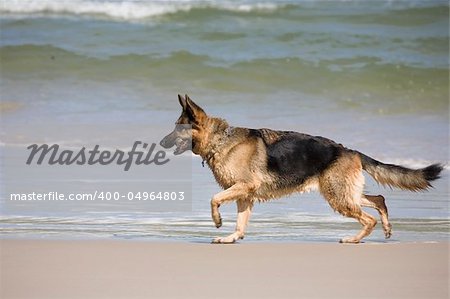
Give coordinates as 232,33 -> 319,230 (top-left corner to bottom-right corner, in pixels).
174,137 -> 191,155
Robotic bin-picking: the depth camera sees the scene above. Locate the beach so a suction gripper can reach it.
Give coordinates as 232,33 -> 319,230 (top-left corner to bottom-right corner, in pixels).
1,240 -> 448,299
1,1 -> 449,298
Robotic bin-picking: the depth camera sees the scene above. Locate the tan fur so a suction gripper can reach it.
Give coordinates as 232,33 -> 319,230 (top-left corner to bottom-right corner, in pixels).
361,195 -> 392,238
190,115 -> 378,243
166,95 -> 441,244
316,153 -> 380,243
319,152 -> 364,217
363,164 -> 430,191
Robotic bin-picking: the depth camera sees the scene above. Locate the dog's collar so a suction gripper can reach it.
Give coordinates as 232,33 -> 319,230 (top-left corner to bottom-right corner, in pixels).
201,126 -> 234,167
202,152 -> 214,168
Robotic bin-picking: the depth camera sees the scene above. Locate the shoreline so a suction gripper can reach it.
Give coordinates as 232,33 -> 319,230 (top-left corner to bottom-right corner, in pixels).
1,239 -> 448,299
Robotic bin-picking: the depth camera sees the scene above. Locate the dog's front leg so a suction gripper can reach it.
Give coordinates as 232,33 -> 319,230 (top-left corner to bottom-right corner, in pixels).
211,198 -> 222,228
210,183 -> 251,228
235,199 -> 253,239
212,199 -> 254,244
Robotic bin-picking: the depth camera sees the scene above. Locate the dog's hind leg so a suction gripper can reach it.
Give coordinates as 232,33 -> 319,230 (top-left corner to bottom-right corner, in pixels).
212,199 -> 253,244
339,210 -> 377,243
321,186 -> 377,243
320,152 -> 377,243
361,194 -> 392,239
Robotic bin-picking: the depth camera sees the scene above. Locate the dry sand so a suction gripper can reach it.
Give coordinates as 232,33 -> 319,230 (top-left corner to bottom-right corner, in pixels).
1,240 -> 448,299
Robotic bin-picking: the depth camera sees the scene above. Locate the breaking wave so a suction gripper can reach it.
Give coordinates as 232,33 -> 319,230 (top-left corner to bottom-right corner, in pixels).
0,0 -> 284,20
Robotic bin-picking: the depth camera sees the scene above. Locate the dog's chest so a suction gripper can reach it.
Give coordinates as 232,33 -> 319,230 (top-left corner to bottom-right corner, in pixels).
208,157 -> 238,189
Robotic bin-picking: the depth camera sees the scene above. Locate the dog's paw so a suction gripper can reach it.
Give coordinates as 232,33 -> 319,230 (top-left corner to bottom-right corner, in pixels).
212,237 -> 233,244
211,233 -> 244,244
212,234 -> 241,244
212,213 -> 222,228
339,237 -> 360,244
384,224 -> 392,239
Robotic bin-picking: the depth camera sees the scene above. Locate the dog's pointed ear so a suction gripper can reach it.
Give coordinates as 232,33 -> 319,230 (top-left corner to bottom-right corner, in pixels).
185,94 -> 206,121
178,94 -> 187,110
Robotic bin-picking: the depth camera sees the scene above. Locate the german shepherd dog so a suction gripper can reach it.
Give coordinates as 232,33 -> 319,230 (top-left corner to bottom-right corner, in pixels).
160,95 -> 444,244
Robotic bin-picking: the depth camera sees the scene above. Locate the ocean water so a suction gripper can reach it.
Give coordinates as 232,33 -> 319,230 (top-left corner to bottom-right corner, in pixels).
0,0 -> 449,243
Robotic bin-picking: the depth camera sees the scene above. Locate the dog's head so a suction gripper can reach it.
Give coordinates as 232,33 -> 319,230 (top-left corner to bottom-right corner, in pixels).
160,94 -> 207,155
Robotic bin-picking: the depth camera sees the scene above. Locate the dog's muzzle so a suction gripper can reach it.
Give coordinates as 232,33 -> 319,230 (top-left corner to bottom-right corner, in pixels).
160,131 -> 191,155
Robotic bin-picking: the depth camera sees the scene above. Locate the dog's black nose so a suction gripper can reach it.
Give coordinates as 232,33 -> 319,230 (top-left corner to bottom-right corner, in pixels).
160,139 -> 168,148
160,135 -> 175,149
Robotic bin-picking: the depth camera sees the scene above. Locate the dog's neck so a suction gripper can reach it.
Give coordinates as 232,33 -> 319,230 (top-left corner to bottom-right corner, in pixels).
197,117 -> 233,166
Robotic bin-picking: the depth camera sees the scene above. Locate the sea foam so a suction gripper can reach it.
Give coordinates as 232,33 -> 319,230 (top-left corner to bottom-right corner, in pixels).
0,0 -> 281,20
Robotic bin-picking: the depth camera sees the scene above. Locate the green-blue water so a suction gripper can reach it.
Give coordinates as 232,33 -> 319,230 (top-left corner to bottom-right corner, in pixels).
0,0 -> 448,243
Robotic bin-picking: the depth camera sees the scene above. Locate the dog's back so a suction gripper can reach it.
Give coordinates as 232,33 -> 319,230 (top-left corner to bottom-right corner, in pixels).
161,95 -> 443,244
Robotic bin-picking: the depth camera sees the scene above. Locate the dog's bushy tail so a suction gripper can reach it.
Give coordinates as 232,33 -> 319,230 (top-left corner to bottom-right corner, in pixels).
358,152 -> 444,191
